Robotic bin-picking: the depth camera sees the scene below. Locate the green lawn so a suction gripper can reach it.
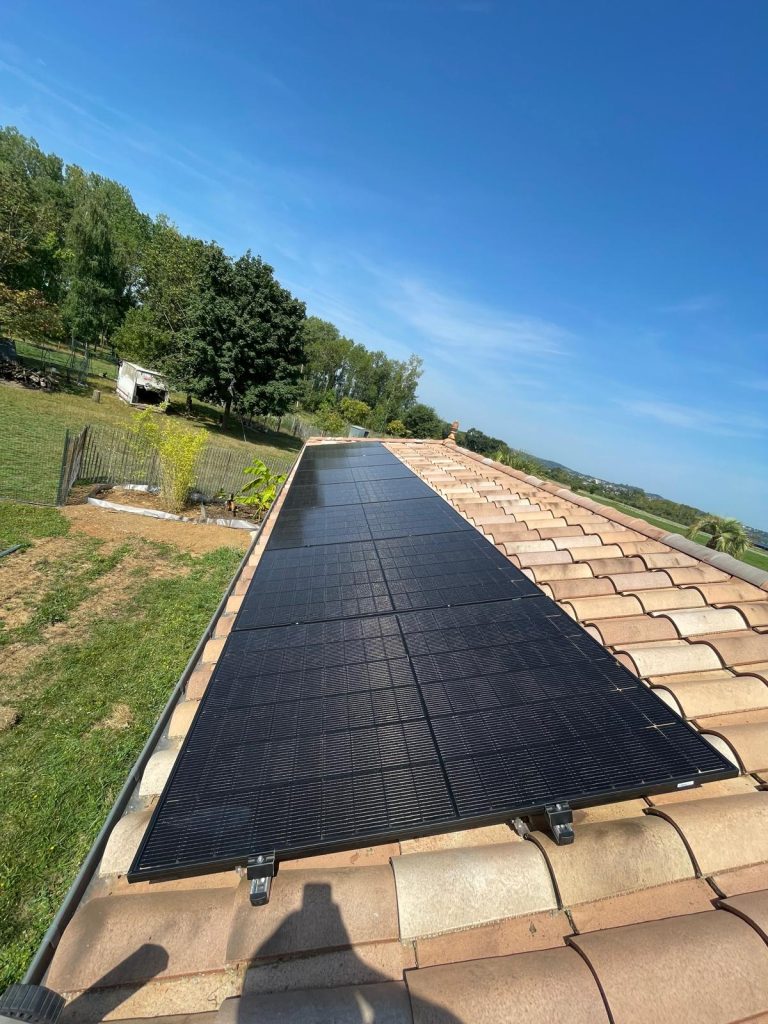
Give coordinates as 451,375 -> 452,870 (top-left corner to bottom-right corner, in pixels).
0,503 -> 243,988
580,491 -> 768,573
0,377 -> 302,505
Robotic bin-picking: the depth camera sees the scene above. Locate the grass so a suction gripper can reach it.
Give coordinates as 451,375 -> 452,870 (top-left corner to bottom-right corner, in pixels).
580,491 -> 768,573
0,503 -> 70,550
0,504 -> 242,989
0,376 -> 302,506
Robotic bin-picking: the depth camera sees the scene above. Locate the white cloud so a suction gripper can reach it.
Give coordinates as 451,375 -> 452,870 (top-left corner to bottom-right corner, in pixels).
657,294 -> 720,314
620,399 -> 768,437
388,279 -> 570,360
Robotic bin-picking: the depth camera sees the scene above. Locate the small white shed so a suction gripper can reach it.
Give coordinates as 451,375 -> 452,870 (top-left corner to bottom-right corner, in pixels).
116,361 -> 169,406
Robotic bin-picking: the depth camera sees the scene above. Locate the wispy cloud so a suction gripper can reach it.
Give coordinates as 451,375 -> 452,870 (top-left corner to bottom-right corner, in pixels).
620,398 -> 768,437
657,294 -> 720,314
388,279 -> 570,360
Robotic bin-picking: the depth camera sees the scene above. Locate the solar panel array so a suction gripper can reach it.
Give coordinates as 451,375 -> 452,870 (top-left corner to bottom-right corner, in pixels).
129,442 -> 735,881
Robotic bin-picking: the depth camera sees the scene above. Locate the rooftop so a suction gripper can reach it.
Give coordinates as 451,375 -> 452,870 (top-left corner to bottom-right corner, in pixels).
25,437 -> 768,1023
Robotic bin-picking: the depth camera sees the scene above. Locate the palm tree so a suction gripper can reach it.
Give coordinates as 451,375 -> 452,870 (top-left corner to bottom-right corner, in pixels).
686,515 -> 748,557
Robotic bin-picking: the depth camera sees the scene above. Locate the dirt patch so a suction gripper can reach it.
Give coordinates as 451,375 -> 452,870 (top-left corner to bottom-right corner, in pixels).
92,703 -> 134,731
0,705 -> 19,733
62,504 -> 250,555
0,535 -> 83,630
103,486 -> 202,515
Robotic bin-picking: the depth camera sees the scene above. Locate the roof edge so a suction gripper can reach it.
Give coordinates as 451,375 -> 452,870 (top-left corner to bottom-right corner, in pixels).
447,441 -> 768,590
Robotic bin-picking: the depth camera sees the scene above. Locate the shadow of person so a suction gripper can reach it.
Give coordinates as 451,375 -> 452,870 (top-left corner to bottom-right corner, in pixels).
241,881 -> 462,1023
60,943 -> 168,1023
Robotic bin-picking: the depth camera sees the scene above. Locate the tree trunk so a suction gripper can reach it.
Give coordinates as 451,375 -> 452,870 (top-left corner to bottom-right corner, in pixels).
222,396 -> 231,426
185,393 -> 193,415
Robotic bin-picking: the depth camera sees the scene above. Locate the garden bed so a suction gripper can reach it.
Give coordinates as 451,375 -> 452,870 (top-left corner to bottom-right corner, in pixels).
86,486 -> 259,530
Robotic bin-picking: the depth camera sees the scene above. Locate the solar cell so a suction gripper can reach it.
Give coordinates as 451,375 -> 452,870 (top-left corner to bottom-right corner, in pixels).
129,442 -> 737,883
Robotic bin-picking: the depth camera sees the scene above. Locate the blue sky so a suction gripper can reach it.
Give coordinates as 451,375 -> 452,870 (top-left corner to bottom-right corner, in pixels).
1,1 -> 766,527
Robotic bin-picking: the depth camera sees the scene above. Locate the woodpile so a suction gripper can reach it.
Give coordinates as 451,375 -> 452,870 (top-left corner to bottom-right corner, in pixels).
0,358 -> 56,390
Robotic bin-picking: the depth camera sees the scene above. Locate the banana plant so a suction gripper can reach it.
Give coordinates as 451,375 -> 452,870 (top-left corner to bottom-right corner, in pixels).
238,458 -> 287,516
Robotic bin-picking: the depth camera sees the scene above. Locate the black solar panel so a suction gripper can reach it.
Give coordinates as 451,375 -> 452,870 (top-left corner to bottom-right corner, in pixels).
129,442 -> 737,882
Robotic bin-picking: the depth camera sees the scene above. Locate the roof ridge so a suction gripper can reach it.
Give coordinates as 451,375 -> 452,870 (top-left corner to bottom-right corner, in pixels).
446,441 -> 768,592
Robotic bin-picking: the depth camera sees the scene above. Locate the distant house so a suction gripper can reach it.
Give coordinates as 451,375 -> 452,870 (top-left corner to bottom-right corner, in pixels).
116,360 -> 169,406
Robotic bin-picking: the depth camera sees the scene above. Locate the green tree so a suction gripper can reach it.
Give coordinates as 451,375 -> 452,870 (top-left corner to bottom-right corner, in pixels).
686,516 -> 748,557
169,247 -> 306,424
339,397 -> 371,426
0,128 -> 67,341
62,191 -> 128,346
301,316 -> 354,405
386,419 -> 408,437
403,402 -> 445,439
114,218 -> 206,386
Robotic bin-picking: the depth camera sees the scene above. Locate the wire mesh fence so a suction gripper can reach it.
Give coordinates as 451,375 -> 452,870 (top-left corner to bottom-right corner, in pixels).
0,419 -> 299,508
0,418 -> 72,505
79,424 -> 298,500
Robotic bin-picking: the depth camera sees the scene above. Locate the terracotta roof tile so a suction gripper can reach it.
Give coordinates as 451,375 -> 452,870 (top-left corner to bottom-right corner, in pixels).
648,792 -> 768,874
701,634 -> 768,668
688,581 -> 768,605
631,587 -> 706,611
617,541 -> 672,557
562,593 -> 644,620
542,578 -> 616,600
665,565 -> 731,585
653,607 -> 749,636
711,863 -> 768,898
405,946 -> 610,1024
645,775 -> 760,806
220,981 -> 414,1024
718,889 -> 768,943
391,842 -> 557,939
226,867 -> 398,964
585,614 -> 679,646
398,823 -> 517,855
414,909 -> 572,968
137,746 -> 178,797
46,888 -> 237,993
700,722 -> 768,773
528,562 -> 594,581
615,641 -> 723,677
605,569 -> 673,591
569,910 -> 768,1024
241,941 -> 417,998
509,549 -> 573,568
568,877 -> 716,933
528,815 -> 694,906
639,552 -> 698,569
651,673 -> 768,719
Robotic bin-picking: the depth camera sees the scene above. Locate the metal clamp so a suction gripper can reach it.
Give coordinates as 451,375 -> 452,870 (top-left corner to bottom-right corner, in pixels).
543,802 -> 574,845
247,853 -> 277,906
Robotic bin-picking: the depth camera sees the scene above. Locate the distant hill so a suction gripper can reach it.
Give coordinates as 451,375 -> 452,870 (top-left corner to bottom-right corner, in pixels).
529,451 -> 767,548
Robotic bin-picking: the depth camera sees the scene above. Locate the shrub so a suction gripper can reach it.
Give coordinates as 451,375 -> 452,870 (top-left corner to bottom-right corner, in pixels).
386,419 -> 408,437
238,458 -> 287,517
317,406 -> 346,436
133,409 -> 206,513
338,397 -> 371,426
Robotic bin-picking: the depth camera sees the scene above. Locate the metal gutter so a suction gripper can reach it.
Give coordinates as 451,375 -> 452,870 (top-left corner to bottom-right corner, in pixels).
20,446 -> 304,988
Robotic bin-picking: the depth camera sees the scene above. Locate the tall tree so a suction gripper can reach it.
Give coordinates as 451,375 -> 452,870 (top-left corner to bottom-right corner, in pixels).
168,246 -> 306,424
62,191 -> 128,346
113,218 -> 206,373
403,402 -> 446,439
0,128 -> 66,340
301,316 -> 354,405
